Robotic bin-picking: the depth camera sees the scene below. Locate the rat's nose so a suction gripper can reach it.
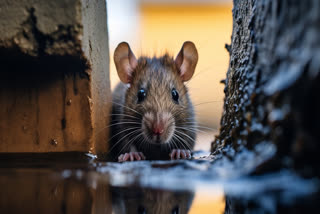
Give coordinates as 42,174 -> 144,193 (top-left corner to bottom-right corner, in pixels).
152,122 -> 164,136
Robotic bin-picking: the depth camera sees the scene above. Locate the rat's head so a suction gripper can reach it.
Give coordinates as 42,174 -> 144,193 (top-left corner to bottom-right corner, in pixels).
114,42 -> 198,146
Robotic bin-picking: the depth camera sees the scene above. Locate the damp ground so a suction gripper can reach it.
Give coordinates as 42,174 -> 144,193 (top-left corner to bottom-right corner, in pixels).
1,144 -> 318,214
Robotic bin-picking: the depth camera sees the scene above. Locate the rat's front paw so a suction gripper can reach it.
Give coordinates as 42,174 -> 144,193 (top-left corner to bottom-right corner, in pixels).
169,149 -> 192,160
118,152 -> 146,162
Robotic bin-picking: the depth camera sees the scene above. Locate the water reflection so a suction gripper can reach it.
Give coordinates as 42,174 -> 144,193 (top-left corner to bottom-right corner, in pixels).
111,187 -> 194,214
0,152 -> 318,214
0,168 -> 194,214
0,169 -> 105,214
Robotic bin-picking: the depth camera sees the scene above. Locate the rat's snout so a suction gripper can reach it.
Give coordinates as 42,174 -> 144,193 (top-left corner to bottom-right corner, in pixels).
152,121 -> 165,136
142,111 -> 175,143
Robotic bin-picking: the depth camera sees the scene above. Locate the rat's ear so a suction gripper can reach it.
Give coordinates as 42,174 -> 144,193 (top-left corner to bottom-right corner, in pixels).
114,42 -> 138,83
175,41 -> 198,82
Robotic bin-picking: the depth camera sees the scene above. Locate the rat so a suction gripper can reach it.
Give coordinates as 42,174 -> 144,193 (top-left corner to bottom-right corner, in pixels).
111,186 -> 194,214
110,41 -> 198,162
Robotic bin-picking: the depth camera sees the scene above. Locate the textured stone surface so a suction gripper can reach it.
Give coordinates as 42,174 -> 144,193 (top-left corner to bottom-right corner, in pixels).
0,0 -> 82,57
212,0 -> 320,176
0,0 -> 110,155
210,1 -> 320,212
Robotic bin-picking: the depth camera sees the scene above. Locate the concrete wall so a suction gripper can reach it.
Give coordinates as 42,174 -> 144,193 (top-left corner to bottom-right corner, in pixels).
0,0 -> 111,155
212,0 -> 320,176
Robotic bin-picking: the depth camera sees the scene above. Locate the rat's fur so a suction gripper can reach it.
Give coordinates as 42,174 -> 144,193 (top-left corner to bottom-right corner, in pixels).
110,54 -> 196,161
110,41 -> 198,161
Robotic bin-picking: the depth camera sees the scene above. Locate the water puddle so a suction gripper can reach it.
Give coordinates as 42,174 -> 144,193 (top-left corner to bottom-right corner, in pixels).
0,150 -> 318,213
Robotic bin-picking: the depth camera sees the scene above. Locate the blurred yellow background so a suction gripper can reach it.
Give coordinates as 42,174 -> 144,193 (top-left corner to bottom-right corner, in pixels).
107,0 -> 232,151
107,0 -> 232,213
189,191 -> 225,214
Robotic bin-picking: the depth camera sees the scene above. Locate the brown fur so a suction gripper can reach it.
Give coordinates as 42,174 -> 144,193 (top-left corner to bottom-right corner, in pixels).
110,54 -> 196,161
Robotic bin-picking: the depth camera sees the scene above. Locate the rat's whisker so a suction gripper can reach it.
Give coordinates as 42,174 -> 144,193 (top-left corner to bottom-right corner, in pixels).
111,101 -> 143,116
176,136 -> 189,151
174,131 -> 194,148
185,66 -> 212,86
109,129 -> 141,153
167,138 -> 172,151
184,118 -> 197,121
96,122 -> 140,135
183,123 -> 217,131
175,130 -> 195,142
109,127 -> 141,141
138,135 -> 147,152
193,126 -> 217,131
171,135 -> 181,150
95,122 -> 140,137
175,126 -> 207,134
117,133 -> 143,156
107,122 -> 142,127
193,101 -> 223,107
173,134 -> 191,151
176,134 -> 191,151
110,113 -> 141,120
118,133 -> 144,156
175,126 -> 197,133
172,109 -> 187,118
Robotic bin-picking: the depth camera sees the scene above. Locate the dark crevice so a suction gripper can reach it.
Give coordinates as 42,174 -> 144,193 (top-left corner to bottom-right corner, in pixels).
28,7 -> 51,56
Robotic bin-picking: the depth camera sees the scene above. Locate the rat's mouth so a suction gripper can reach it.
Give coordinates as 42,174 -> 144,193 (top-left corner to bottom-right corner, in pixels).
150,134 -> 169,144
154,135 -> 161,143
141,129 -> 172,145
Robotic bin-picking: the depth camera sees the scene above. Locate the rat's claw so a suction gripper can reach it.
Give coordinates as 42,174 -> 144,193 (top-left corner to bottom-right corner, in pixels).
170,149 -> 176,160
118,154 -> 124,162
181,150 -> 186,159
139,152 -> 146,160
187,150 -> 192,158
123,153 -> 130,162
169,149 -> 192,160
133,152 -> 140,160
118,152 -> 146,162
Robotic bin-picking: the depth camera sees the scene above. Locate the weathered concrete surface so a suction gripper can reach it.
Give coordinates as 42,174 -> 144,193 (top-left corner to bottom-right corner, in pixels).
212,0 -> 320,177
211,0 -> 320,212
0,0 -> 110,155
0,0 -> 82,56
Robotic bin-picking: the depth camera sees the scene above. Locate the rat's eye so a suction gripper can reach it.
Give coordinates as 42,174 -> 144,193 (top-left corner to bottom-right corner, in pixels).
137,88 -> 146,103
171,88 -> 179,103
